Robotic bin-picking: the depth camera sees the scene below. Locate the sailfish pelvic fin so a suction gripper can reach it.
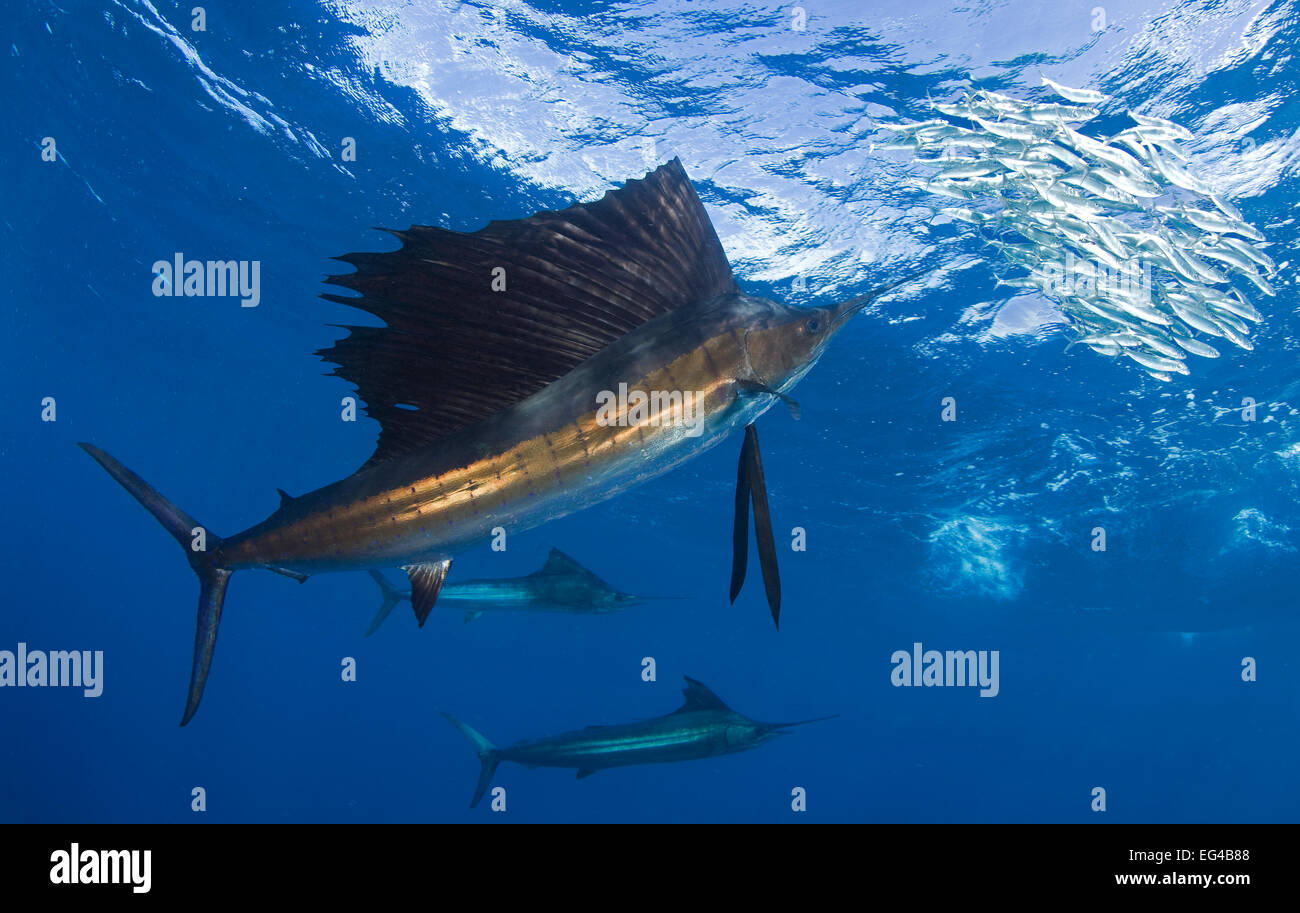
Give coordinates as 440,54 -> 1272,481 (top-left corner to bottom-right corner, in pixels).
729,431 -> 752,604
728,424 -> 782,629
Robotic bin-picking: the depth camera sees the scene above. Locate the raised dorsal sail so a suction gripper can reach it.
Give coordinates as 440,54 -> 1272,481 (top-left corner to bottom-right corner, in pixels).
319,158 -> 738,468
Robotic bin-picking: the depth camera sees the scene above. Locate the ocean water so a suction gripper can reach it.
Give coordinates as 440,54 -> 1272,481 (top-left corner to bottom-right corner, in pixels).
3,0 -> 1298,824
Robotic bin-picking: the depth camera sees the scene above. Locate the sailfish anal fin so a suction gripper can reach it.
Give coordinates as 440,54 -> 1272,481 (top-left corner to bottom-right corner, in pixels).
404,559 -> 452,626
728,423 -> 782,629
320,158 -> 738,470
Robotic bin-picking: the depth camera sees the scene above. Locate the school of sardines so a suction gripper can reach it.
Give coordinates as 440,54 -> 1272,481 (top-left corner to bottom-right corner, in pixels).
879,76 -> 1278,381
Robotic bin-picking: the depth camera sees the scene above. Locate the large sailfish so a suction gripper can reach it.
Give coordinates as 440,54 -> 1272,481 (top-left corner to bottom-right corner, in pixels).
80,158 -> 891,725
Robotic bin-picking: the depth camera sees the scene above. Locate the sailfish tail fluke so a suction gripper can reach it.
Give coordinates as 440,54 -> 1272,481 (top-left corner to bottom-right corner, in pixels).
364,570 -> 407,636
77,443 -> 229,727
442,712 -> 501,809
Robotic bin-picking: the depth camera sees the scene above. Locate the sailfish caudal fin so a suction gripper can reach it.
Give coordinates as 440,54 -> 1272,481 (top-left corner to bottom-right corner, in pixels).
78,443 -> 230,727
365,569 -> 408,637
442,713 -> 501,809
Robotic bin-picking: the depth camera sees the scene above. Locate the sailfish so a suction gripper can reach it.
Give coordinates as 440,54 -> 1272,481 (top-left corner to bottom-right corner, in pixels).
364,547 -> 663,635
79,158 -> 893,725
444,675 -> 834,808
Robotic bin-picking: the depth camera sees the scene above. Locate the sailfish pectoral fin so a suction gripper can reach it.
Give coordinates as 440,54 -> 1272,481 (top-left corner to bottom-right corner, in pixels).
404,559 -> 452,626
737,379 -> 801,420
728,424 -> 782,629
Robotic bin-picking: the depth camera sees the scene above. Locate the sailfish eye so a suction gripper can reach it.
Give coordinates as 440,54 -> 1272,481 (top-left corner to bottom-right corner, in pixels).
805,317 -> 821,334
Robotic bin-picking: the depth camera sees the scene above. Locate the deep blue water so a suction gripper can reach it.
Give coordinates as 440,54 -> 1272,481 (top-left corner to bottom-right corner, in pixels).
3,0 -> 1299,823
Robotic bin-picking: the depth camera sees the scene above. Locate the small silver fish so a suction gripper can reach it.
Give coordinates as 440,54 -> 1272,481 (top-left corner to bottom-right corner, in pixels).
1102,291 -> 1171,326
1219,236 -> 1275,274
938,160 -> 1003,179
1055,125 -> 1147,176
1024,143 -> 1087,170
1125,348 -> 1188,374
1089,163 -> 1161,199
1194,242 -> 1264,278
1041,76 -> 1110,105
1171,334 -> 1220,358
1020,103 -> 1100,124
1128,111 -> 1194,141
1209,307 -> 1250,335
1221,288 -> 1263,322
996,157 -> 1062,180
971,116 -> 1042,142
932,101 -> 972,118
1147,147 -> 1212,195
1214,320 -> 1254,350
1210,193 -> 1244,223
1088,342 -> 1125,356
1166,298 -> 1227,338
939,206 -> 998,225
1175,206 -> 1265,242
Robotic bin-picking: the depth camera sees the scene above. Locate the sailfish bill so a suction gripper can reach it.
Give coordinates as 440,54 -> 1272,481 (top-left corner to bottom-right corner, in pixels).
79,158 -> 891,724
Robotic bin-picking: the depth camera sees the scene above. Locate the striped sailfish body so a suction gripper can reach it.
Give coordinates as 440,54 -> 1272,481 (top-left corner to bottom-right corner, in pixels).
79,158 -> 888,724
